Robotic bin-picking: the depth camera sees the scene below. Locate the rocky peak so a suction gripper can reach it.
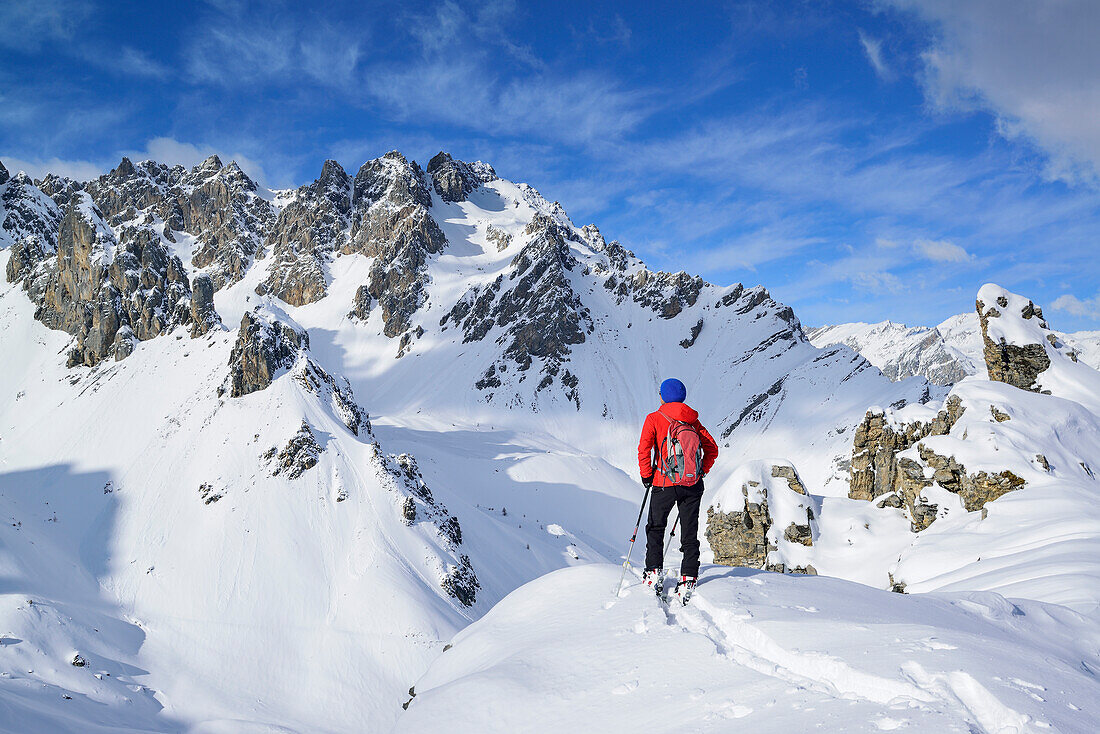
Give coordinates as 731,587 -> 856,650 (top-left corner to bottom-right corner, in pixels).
426,151 -> 496,203
258,160 -> 353,306
225,310 -> 309,397
36,173 -> 83,209
112,157 -> 137,178
196,154 -> 223,175
3,171 -> 64,289
976,284 -> 1054,392
579,224 -> 606,251
0,160 -> 8,185
26,192 -> 193,367
441,211 -> 591,405
344,153 -> 447,339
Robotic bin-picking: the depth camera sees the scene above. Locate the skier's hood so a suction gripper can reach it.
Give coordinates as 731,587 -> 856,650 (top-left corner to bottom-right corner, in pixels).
658,402 -> 698,423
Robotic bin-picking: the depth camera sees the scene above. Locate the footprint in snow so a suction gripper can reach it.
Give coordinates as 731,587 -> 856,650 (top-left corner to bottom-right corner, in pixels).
873,716 -> 906,730
612,680 -> 638,695
709,702 -> 752,719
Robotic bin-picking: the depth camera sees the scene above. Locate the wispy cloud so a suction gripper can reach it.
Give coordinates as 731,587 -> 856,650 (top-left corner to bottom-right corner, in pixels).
858,30 -> 893,81
914,238 -> 973,262
885,0 -> 1100,184
1052,293 -> 1100,319
0,0 -> 89,51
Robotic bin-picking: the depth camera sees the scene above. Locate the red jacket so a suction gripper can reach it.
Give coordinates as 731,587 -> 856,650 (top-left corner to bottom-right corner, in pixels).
638,402 -> 719,487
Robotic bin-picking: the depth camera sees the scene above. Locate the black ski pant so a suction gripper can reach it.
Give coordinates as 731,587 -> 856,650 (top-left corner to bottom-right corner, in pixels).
644,480 -> 704,577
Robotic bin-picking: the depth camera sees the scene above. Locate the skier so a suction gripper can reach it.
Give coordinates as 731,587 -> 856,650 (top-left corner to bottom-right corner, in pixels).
637,377 -> 719,604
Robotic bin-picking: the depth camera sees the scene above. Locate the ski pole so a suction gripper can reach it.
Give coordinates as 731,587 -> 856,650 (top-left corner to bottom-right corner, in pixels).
615,485 -> 652,596
664,511 -> 679,559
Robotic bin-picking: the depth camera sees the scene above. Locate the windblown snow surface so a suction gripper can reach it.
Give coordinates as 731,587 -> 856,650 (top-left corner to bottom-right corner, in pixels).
2,161 -> 1100,733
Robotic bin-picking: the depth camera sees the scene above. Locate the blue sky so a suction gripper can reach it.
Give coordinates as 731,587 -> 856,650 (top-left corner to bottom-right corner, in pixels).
3,0 -> 1099,330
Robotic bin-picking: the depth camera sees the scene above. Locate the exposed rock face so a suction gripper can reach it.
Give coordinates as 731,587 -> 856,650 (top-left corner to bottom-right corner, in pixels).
425,151 -> 495,203
226,311 -> 309,397
977,292 -> 1051,391
386,453 -> 479,606
259,160 -> 351,306
189,273 -> 220,337
293,359 -> 369,436
485,224 -> 512,252
849,396 -> 964,504
344,152 -> 447,338
84,156 -> 274,290
28,194 -> 193,367
270,421 -> 323,479
441,213 -> 592,403
848,394 -> 1026,530
3,171 -> 63,290
0,160 -> 7,185
706,463 -> 816,574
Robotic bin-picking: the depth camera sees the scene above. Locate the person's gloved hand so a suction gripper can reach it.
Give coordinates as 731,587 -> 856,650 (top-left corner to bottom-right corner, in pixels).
641,476 -> 653,489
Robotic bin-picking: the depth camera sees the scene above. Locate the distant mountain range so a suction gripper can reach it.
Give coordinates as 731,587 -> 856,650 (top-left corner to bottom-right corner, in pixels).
807,313 -> 1100,385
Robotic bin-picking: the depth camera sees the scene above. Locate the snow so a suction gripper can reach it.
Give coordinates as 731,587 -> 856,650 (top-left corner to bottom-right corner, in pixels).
398,564 -> 1100,733
3,159 -> 1100,732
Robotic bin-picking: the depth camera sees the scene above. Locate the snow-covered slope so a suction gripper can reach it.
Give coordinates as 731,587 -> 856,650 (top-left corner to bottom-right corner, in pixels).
3,154 -> 1100,732
808,312 -> 1100,386
398,564 -> 1100,733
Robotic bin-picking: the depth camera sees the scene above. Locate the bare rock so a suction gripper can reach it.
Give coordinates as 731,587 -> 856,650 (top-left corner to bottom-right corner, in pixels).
226,311 -> 309,397
259,159 -> 351,306
706,464 -> 815,573
271,421 -> 323,479
189,272 -> 220,337
385,453 -> 480,606
344,152 -> 447,339
485,224 -> 512,252
426,151 -> 496,203
977,291 -> 1051,391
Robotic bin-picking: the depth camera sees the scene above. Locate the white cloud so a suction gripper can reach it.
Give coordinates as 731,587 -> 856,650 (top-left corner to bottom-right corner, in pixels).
858,30 -> 893,81
914,238 -> 973,262
850,270 -> 904,294
129,138 -> 271,189
0,154 -> 103,181
886,0 -> 1100,183
0,0 -> 89,51
1,138 -> 272,189
1052,293 -> 1100,319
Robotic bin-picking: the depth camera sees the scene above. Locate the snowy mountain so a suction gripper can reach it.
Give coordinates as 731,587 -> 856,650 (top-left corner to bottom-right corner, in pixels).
3,154 -> 1100,732
807,313 -> 1100,386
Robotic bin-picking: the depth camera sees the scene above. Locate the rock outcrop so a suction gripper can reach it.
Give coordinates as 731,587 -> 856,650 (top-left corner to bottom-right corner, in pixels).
28,194 -> 193,367
189,273 -> 220,337
343,152 -> 447,339
705,461 -> 816,574
426,151 -> 495,203
293,359 -> 369,436
269,421 -> 323,479
385,453 -> 479,607
226,310 -> 309,397
847,394 -> 1028,530
848,397 -> 964,530
3,170 -> 63,290
84,156 -> 274,290
977,287 -> 1051,391
441,213 -> 592,403
259,159 -> 351,306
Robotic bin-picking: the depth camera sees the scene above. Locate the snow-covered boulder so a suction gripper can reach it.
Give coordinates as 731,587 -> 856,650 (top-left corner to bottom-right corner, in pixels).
704,460 -> 818,574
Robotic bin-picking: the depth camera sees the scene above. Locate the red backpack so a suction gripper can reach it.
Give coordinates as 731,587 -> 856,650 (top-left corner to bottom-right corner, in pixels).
658,416 -> 704,485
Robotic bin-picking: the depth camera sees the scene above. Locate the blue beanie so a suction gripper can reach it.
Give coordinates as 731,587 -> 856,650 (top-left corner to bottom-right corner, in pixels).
660,378 -> 687,403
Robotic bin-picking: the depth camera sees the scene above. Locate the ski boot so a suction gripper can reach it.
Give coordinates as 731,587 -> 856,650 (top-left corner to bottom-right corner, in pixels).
642,568 -> 666,599
673,576 -> 697,606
